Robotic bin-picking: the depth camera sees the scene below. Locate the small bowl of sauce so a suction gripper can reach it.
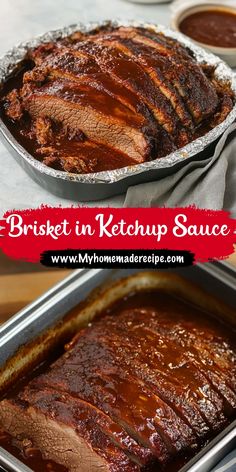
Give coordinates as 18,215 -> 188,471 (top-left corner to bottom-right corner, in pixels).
171,4 -> 236,67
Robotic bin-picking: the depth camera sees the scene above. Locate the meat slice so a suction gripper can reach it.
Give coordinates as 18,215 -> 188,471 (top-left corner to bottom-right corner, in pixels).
30,345 -> 172,463
96,311 -> 226,428
23,46 -> 176,159
85,37 -> 193,135
72,41 -> 184,139
175,323 -> 236,382
167,324 -> 236,412
106,309 -> 232,419
25,48 -> 154,119
74,324 -> 210,438
116,308 -> 236,415
20,387 -> 151,467
21,79 -> 154,163
69,310 -> 230,436
23,48 -> 170,160
93,27 -> 219,124
0,396 -> 140,472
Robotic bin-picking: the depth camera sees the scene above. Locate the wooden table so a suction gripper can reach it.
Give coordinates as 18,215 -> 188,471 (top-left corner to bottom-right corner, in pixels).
228,250 -> 236,268
0,250 -> 235,325
0,270 -> 71,324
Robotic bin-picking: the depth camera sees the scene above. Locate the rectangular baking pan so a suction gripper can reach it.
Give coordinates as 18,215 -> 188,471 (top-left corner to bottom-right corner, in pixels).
0,20 -> 236,201
0,266 -> 235,472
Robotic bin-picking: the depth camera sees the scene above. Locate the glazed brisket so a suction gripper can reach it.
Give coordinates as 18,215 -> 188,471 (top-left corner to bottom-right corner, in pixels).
0,295 -> 236,472
2,25 -> 233,173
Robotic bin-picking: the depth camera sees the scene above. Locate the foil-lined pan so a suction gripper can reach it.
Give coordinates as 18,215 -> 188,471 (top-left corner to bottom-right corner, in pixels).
0,266 -> 235,472
0,20 -> 236,201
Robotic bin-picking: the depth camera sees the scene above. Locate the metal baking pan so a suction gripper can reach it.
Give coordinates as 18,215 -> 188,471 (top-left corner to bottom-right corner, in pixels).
0,20 -> 236,201
0,265 -> 235,472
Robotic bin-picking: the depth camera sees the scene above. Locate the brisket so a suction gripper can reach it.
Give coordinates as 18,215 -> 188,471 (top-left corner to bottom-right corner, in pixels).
0,295 -> 236,472
91,311 -> 227,428
0,396 -> 140,472
21,79 -> 152,163
93,27 -> 219,123
2,25 -> 233,173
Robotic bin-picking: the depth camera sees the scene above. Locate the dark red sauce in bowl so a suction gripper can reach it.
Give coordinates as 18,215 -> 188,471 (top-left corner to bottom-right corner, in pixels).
179,8 -> 236,48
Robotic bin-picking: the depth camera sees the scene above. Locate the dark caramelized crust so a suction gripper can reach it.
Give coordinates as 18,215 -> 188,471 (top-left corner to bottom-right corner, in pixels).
0,396 -> 140,472
2,25 -> 234,173
0,293 -> 235,472
21,387 -> 153,467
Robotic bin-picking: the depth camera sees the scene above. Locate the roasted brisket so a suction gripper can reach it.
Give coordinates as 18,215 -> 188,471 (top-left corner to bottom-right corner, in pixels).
0,296 -> 236,472
2,25 -> 234,173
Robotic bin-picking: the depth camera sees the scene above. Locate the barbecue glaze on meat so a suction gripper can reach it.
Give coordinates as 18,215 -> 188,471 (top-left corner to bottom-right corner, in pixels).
2,25 -> 234,174
0,292 -> 236,472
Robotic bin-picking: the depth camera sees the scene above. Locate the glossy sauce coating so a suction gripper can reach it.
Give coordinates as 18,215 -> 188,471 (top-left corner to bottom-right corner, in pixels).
180,9 -> 236,48
0,290 -> 235,472
0,62 -> 138,173
1,26 -> 234,175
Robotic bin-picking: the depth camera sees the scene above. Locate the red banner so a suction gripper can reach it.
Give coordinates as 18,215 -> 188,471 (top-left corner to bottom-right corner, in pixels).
0,207 -> 235,264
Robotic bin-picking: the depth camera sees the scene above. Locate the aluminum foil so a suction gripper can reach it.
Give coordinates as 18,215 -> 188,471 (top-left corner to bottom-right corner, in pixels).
0,19 -> 236,185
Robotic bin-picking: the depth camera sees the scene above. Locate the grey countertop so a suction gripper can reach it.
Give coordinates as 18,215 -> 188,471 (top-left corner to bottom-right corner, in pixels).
0,0 -> 171,212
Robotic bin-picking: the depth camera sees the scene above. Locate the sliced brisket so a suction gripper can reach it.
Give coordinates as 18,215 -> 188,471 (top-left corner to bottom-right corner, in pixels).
0,293 -> 236,471
90,311 -> 227,429
2,25 -> 233,173
0,396 -> 140,472
21,79 -> 152,163
89,27 -> 219,122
